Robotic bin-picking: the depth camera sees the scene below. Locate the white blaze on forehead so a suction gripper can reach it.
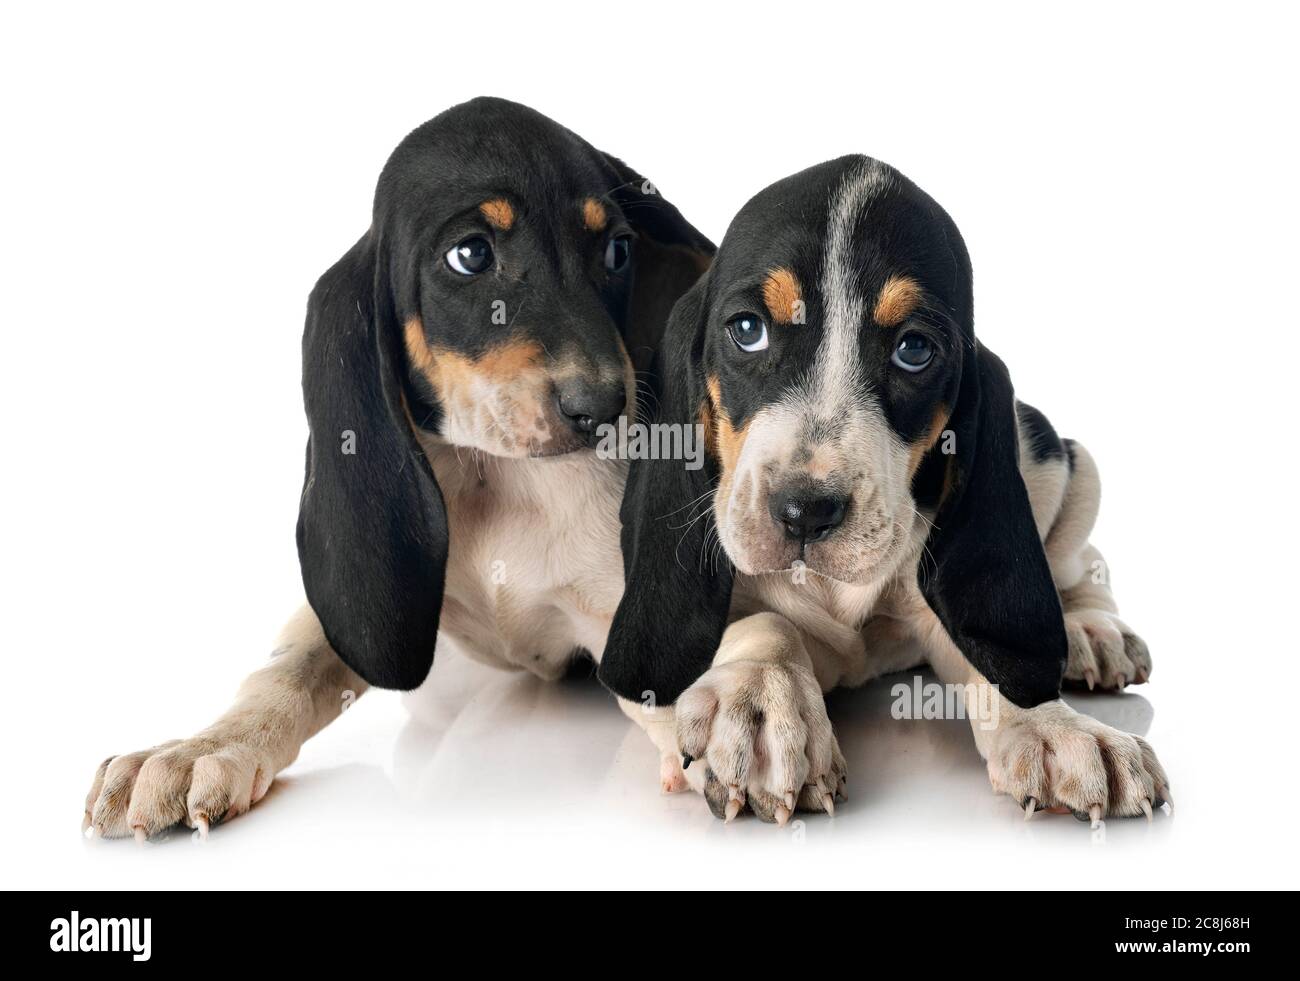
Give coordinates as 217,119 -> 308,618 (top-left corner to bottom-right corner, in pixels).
807,158 -> 894,423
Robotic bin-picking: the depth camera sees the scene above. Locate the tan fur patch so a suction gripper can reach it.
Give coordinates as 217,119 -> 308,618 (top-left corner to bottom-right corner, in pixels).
479,198 -> 515,230
908,403 -> 951,478
404,315 -> 543,397
582,198 -> 607,232
761,268 -> 802,325
940,455 -> 958,506
698,396 -> 717,460
614,334 -> 637,424
404,316 -> 438,376
874,274 -> 923,327
707,374 -> 749,476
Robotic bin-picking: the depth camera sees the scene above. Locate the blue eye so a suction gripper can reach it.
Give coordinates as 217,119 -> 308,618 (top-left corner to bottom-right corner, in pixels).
604,235 -> 632,273
891,332 -> 933,372
726,312 -> 769,353
446,237 -> 494,275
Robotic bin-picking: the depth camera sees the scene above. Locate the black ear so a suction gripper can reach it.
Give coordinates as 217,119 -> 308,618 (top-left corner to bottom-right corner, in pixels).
598,277 -> 733,705
917,343 -> 1067,707
296,234 -> 448,690
601,153 -> 714,372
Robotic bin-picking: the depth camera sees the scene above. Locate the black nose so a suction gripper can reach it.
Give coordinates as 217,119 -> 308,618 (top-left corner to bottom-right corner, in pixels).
768,490 -> 848,544
556,381 -> 625,436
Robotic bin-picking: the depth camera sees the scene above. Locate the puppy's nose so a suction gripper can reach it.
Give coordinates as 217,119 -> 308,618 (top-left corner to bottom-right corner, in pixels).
768,490 -> 848,544
556,381 -> 625,436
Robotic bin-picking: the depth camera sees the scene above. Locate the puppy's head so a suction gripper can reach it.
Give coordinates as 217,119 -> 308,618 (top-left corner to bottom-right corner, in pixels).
601,156 -> 1067,708
297,98 -> 712,689
382,99 -> 708,456
701,157 -> 965,585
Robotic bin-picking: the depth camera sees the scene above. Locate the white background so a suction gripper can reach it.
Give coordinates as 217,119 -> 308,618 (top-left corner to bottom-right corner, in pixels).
2,1 -> 1296,889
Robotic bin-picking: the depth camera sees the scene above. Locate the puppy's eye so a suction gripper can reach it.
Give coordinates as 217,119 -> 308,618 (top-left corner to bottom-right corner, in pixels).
726,312 -> 769,353
891,332 -> 934,372
445,237 -> 494,276
604,235 -> 632,273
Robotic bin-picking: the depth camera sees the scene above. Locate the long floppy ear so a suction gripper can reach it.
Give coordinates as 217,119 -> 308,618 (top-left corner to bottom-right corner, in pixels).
601,153 -> 714,372
598,277 -> 734,705
296,234 -> 448,690
917,342 -> 1067,707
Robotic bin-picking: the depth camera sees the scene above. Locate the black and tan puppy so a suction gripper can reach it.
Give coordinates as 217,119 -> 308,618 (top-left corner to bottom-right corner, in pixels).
82,98 -> 712,839
601,156 -> 1167,825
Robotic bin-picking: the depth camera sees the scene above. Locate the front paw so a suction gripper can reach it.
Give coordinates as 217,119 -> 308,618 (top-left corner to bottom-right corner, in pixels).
83,733 -> 277,841
988,700 -> 1171,824
675,658 -> 845,825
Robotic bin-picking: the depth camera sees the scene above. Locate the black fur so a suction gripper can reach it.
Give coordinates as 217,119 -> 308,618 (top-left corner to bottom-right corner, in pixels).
598,280 -> 734,704
1017,401 -> 1066,464
298,98 -> 711,690
918,346 -> 1068,706
297,235 -> 448,690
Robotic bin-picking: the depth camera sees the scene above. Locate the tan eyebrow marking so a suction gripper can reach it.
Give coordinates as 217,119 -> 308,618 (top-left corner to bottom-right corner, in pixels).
582,198 -> 608,232
761,267 -> 803,325
874,274 -> 923,327
479,198 -> 515,230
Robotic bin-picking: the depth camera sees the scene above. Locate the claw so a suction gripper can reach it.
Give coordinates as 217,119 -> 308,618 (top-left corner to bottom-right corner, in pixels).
1084,670 -> 1096,691
784,791 -> 795,811
81,812 -> 92,834
194,814 -> 210,840
681,753 -> 694,770
1162,790 -> 1175,816
813,777 -> 835,815
1023,796 -> 1037,820
724,785 -> 745,824
1140,798 -> 1153,822
814,776 -> 838,812
1089,804 -> 1102,830
132,826 -> 147,845
1116,673 -> 1128,689
774,804 -> 791,827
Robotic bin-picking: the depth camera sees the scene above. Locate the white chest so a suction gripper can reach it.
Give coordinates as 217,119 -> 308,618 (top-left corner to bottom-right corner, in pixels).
422,440 -> 627,678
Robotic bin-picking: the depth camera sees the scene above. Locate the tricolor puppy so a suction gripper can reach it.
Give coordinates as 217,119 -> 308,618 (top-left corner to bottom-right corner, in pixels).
82,98 -> 712,839
600,155 -> 1168,824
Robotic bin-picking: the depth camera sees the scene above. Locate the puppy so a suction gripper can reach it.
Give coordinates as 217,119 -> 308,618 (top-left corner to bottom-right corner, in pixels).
82,97 -> 712,839
600,155 -> 1168,825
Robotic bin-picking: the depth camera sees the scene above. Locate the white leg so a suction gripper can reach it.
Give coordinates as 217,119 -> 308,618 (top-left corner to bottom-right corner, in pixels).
670,612 -> 845,825
1037,443 -> 1153,690
618,697 -> 688,794
84,605 -> 367,840
922,612 -> 1170,822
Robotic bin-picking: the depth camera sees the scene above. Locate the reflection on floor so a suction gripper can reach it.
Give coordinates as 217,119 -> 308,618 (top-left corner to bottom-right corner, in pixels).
65,649 -> 1175,889
393,650 -> 1163,839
